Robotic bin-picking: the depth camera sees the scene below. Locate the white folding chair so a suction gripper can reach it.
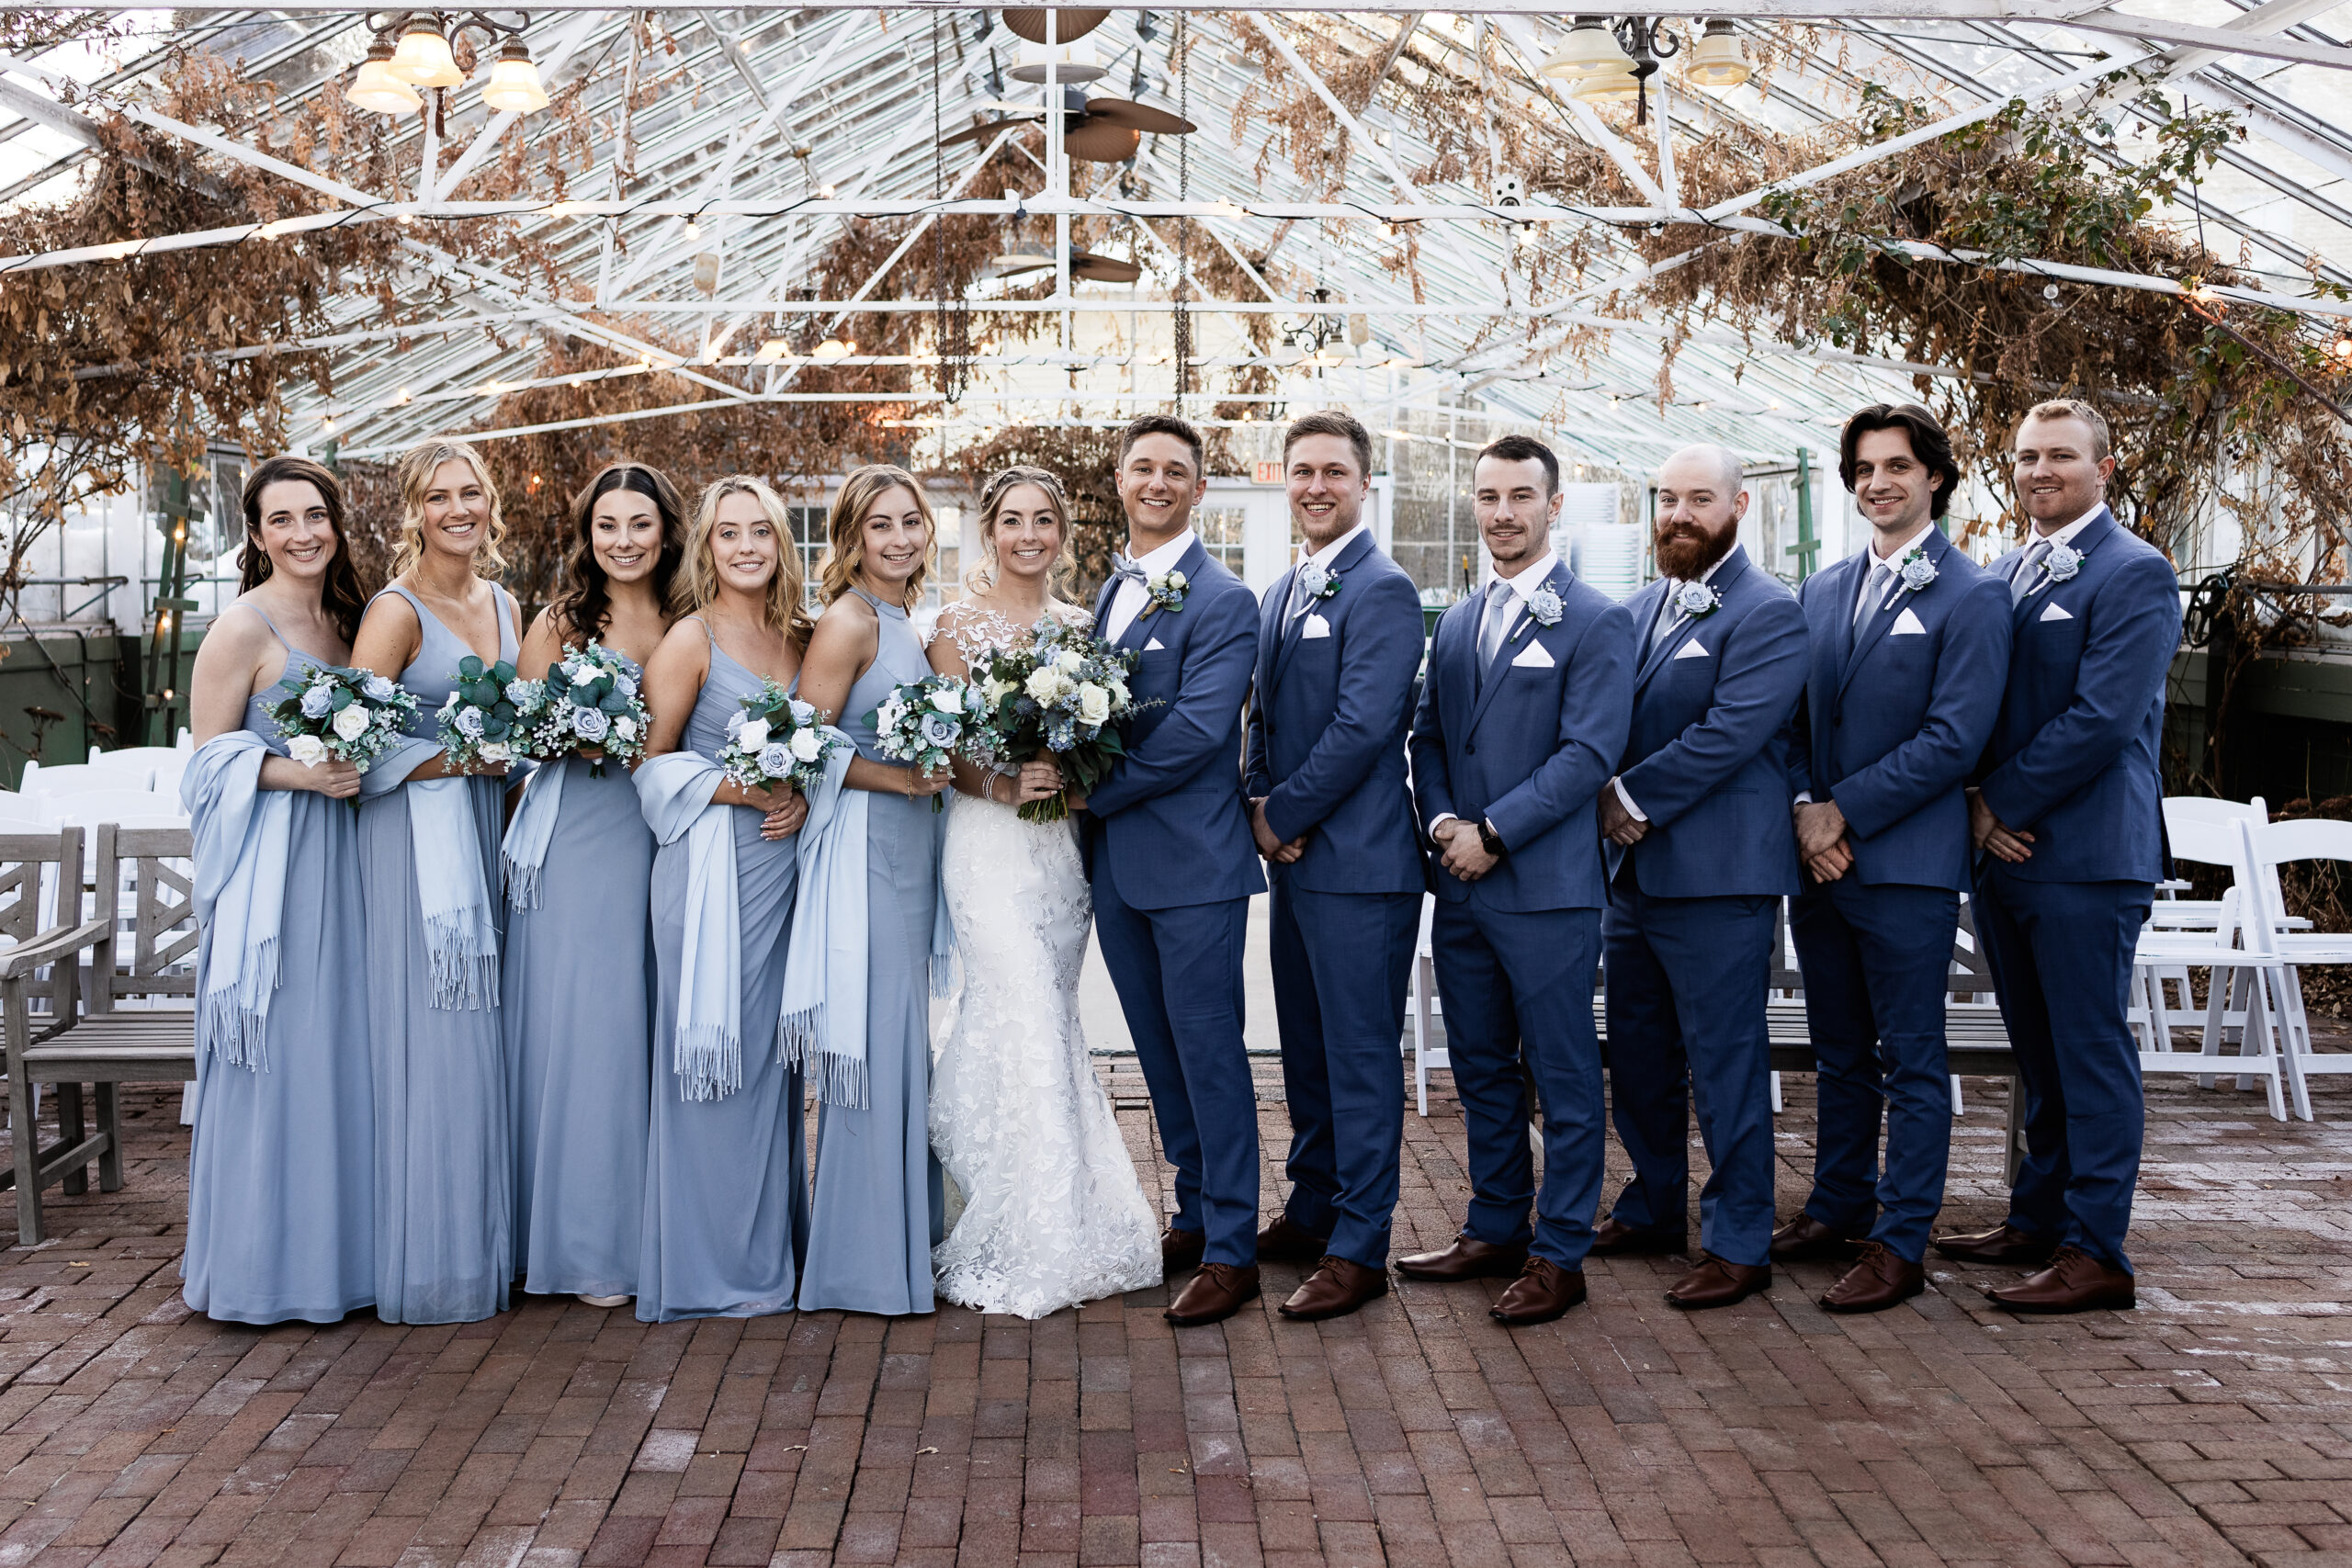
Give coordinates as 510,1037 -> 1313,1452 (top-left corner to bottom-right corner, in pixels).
79,747 -> 174,790
2148,796 -> 2272,931
40,791 -> 189,831
1405,894 -> 1447,1116
2244,817 -> 2352,1097
17,763 -> 138,801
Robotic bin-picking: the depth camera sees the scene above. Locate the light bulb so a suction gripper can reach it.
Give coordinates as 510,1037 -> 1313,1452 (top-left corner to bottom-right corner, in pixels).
481,39 -> 548,113
812,337 -> 855,361
387,17 -> 461,89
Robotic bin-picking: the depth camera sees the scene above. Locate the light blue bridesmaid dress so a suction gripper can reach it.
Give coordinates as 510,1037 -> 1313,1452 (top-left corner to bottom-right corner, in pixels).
182,605 -> 376,1325
798,587 -> 945,1318
358,582 -> 516,1325
637,619 -> 807,1323
503,650 -> 654,1301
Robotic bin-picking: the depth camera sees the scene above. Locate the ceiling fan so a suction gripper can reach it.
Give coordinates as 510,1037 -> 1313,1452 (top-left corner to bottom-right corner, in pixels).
942,84 -> 1195,164
990,242 -> 1144,285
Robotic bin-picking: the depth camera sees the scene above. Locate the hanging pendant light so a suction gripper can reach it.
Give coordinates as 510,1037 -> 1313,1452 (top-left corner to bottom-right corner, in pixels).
1009,39 -> 1104,84
481,38 -> 549,112
811,336 -> 856,361
388,17 -> 463,89
1685,20 -> 1751,87
347,38 -> 423,114
1540,17 -> 1634,81
1573,63 -> 1643,103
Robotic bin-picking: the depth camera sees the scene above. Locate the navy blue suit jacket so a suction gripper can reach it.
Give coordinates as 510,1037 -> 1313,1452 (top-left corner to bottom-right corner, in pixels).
1409,559 -> 1634,913
1976,508 -> 2180,885
1787,528 -> 2012,892
1083,536 -> 1267,910
1608,545 -> 1807,899
1243,529 -> 1426,897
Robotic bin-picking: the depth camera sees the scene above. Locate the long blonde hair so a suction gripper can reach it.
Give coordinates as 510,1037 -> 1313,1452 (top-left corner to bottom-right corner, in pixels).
672,475 -> 817,648
392,438 -> 508,576
967,464 -> 1075,592
819,463 -> 935,607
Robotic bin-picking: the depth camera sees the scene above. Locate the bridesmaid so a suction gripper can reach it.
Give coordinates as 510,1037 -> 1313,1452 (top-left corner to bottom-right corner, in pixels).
503,462 -> 683,1310
180,456 -> 376,1325
796,462 -> 953,1317
352,438 -> 521,1325
635,476 -> 813,1323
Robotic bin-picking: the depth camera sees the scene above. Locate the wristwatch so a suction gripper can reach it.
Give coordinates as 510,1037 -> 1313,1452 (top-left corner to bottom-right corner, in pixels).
1477,818 -> 1507,857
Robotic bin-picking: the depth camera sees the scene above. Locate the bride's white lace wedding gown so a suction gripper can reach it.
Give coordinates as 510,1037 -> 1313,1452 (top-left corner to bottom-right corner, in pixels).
929,602 -> 1163,1318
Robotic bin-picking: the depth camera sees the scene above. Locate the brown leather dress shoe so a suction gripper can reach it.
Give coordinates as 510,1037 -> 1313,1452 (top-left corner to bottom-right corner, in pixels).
1279,1257 -> 1389,1321
1164,1262 -> 1261,1326
1664,1254 -> 1771,1311
1589,1217 -> 1686,1257
1820,1242 -> 1926,1314
1931,1223 -> 2057,1267
1489,1257 -> 1588,1325
1984,1247 -> 2135,1314
1770,1213 -> 1861,1263
1161,1226 -> 1205,1273
1256,1214 -> 1330,1264
1395,1235 -> 1528,1282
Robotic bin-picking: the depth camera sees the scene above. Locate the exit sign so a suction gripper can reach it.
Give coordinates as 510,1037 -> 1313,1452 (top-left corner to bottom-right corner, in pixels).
1252,460 -> 1283,483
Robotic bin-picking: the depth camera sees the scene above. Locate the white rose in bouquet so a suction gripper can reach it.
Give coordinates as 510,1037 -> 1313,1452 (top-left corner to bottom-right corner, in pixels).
479,741 -> 511,765
1057,649 -> 1084,674
788,728 -> 823,763
287,733 -> 328,766
1077,682 -> 1111,727
930,684 -> 964,716
331,705 -> 371,742
736,716 -> 770,750
1023,666 -> 1061,704
983,676 -> 1014,705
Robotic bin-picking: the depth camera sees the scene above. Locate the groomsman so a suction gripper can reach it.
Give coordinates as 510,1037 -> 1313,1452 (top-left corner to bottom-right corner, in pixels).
1596,444 -> 1807,1310
1080,413 -> 1268,1327
1245,411 -> 1426,1322
1776,405 -> 2011,1312
1938,399 -> 2180,1314
1402,435 -> 1634,1325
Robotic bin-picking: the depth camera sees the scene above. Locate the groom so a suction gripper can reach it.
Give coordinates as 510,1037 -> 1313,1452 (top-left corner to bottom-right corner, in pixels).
1079,412 -> 1268,1327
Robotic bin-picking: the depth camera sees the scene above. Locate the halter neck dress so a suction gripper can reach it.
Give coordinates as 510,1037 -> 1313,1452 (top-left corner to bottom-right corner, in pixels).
502,645 -> 655,1303
636,618 -> 807,1323
181,600 -> 376,1325
357,581 -> 517,1325
797,587 -> 946,1317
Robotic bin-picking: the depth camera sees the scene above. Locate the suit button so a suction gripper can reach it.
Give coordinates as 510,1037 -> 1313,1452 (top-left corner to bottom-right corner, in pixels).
1465,743 -> 1476,754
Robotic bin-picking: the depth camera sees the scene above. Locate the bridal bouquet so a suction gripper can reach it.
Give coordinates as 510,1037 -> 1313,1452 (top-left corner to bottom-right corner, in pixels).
718,678 -> 843,795
963,617 -> 1144,823
867,673 -> 975,813
268,664 -> 419,781
522,641 -> 648,777
435,654 -> 525,771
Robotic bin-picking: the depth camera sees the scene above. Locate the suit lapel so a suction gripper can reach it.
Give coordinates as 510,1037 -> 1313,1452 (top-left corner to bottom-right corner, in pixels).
1091,577 -> 1116,639
2012,508 -> 2116,621
1635,545 -> 1751,695
1257,565 -> 1294,699
1465,561 -> 1567,736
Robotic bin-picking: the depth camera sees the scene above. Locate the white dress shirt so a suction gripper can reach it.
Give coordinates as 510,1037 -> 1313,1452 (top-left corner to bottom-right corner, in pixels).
1852,520 -> 1937,623
1103,529 -> 1197,643
1428,549 -> 1559,838
2010,503 -> 2103,586
1612,550 -> 1735,823
1288,521 -> 1371,619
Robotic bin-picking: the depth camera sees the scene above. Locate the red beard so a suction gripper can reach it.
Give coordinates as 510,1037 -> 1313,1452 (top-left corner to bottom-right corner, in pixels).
1653,521 -> 1736,581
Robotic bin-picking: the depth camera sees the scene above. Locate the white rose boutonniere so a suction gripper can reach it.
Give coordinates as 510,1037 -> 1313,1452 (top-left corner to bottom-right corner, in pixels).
1674,581 -> 1722,619
1896,545 -> 1938,596
1510,586 -> 1566,644
1295,561 -> 1341,609
2041,541 -> 2085,583
1142,570 -> 1189,617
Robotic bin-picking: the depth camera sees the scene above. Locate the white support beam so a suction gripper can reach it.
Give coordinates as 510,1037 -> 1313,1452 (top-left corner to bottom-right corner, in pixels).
1487,16 -> 1669,207
1243,11 -> 1428,201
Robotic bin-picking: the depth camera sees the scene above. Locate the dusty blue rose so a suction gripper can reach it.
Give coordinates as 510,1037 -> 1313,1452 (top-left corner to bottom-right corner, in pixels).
571,705 -> 611,741
300,684 -> 333,719
920,712 -> 956,747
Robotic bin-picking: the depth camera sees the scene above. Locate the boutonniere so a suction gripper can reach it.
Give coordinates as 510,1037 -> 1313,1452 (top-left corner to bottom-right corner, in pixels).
1673,581 -> 1722,619
2039,541 -> 2084,583
1509,585 -> 1565,644
1139,569 -> 1189,619
1895,545 -> 1938,596
1295,560 -> 1341,606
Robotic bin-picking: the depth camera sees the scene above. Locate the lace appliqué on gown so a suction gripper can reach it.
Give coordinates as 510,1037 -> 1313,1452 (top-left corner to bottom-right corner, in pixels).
930,603 -> 1161,1318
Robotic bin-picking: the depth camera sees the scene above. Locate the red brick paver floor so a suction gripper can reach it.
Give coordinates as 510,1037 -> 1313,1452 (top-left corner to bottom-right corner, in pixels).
0,1064 -> 2345,1568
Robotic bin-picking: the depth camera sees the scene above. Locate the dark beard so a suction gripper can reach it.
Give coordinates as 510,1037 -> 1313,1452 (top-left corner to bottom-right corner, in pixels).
1653,521 -> 1736,581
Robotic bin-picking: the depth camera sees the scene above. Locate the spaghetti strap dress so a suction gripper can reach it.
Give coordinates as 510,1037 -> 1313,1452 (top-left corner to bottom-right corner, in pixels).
358,582 -> 516,1324
502,650 -> 655,1302
798,588 -> 945,1317
182,603 -> 376,1325
637,621 -> 807,1323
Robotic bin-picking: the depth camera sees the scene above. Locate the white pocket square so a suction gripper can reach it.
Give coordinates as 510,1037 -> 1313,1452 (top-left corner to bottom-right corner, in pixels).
2038,603 -> 2074,623
1891,607 -> 1927,636
1510,639 -> 1554,669
1301,614 -> 1331,639
1671,639 -> 1711,660
1144,637 -> 1167,651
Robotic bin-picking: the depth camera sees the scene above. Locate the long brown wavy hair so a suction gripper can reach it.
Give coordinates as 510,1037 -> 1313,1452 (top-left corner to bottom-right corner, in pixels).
550,461 -> 687,643
967,464 -> 1076,592
672,476 -> 817,649
391,438 -> 508,577
237,455 -> 372,644
818,463 -> 935,608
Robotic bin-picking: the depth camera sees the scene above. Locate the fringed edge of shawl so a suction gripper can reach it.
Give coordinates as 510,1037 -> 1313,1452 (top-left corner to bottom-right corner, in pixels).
777,1003 -> 821,1066
197,934 -> 278,1071
803,1049 -> 869,1111
673,1021 -> 743,1102
928,950 -> 957,1000
424,917 -> 500,1011
502,854 -> 543,911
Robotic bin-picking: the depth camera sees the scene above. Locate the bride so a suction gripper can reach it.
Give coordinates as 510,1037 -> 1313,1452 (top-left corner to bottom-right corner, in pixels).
925,465 -> 1162,1318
